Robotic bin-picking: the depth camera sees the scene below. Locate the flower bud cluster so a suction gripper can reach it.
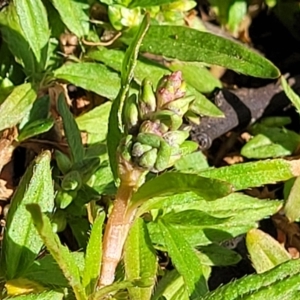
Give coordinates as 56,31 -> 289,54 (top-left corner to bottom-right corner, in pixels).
122,71 -> 198,173
106,1 -> 197,30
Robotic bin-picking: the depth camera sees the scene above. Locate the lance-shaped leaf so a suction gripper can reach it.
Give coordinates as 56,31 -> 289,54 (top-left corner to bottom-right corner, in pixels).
284,176 -> 300,222
128,25 -> 280,79
200,158 -> 300,191
201,259 -> 300,300
144,193 -> 282,247
157,220 -> 208,297
130,172 -> 232,209
1,151 -> 54,279
4,290 -> 64,300
281,75 -> 300,115
246,229 -> 291,274
107,14 -> 150,181
82,212 -> 105,296
0,83 -> 36,131
54,63 -> 120,100
15,0 -> 49,68
124,218 -> 157,300
57,93 -> 84,164
26,204 -> 86,300
50,0 -> 89,37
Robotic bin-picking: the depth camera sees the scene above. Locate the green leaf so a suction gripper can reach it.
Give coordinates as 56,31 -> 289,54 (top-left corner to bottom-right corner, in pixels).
144,193 -> 282,246
2,151 -> 54,279
281,75 -> 300,115
196,244 -> 241,266
201,259 -> 300,300
54,62 -> 121,100
26,204 -> 86,300
87,47 -> 223,117
14,0 -> 49,68
50,0 -> 89,37
82,212 -> 105,296
0,5 -> 38,76
133,25 -> 280,78
107,14 -> 150,181
152,269 -> 189,300
90,278 -> 153,300
246,229 -> 290,274
25,255 -> 68,287
124,218 -> 157,300
0,83 -> 36,131
18,119 -> 54,142
76,102 -> 111,144
129,0 -> 181,8
130,173 -> 232,209
284,176 -> 300,222
168,61 -> 221,93
157,220 -> 208,297
5,290 -> 64,300
57,93 -> 84,164
200,159 -> 297,190
174,151 -> 209,172
241,128 -> 300,159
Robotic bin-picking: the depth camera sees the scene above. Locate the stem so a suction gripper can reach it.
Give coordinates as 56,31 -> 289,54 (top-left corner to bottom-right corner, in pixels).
98,181 -> 135,288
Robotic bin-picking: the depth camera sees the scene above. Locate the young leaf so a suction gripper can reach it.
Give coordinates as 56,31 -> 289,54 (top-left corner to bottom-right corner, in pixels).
107,14 -> 150,181
2,151 -> 54,280
284,176 -> 300,222
200,158 -> 299,190
82,212 -> 105,296
26,204 -> 87,300
18,119 -> 54,142
133,25 -> 280,78
157,220 -> 208,297
130,173 -> 232,209
0,83 -> 36,131
57,93 -> 84,164
54,63 -> 121,100
124,218 -> 157,300
50,0 -> 89,37
246,229 -> 290,274
201,259 -> 300,300
14,0 -> 49,68
281,75 -> 300,114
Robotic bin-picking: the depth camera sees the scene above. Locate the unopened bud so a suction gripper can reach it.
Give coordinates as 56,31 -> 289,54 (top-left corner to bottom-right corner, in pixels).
154,140 -> 172,172
132,142 -> 152,157
156,71 -> 186,108
163,95 -> 194,117
61,170 -> 82,191
153,110 -> 182,131
138,148 -> 158,169
139,79 -> 157,118
139,120 -> 163,136
163,130 -> 189,146
124,94 -> 139,134
137,133 -> 162,148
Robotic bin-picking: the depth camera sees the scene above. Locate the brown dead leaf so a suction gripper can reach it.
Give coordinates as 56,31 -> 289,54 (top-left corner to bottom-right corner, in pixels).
223,154 -> 244,165
272,213 -> 300,252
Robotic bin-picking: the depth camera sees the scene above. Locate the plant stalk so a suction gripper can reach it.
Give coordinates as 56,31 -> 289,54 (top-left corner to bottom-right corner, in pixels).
98,180 -> 136,288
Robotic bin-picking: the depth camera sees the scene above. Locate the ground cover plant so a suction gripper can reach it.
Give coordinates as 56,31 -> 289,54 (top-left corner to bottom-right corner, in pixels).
1,0 -> 300,299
